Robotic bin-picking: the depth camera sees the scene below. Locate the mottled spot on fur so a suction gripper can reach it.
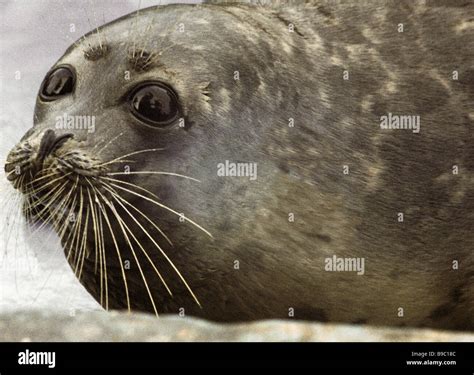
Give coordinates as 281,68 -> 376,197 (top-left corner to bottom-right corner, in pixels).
315,233 -> 332,243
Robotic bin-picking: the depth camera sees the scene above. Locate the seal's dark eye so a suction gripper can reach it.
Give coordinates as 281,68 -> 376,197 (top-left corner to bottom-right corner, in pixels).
129,83 -> 180,127
40,66 -> 75,101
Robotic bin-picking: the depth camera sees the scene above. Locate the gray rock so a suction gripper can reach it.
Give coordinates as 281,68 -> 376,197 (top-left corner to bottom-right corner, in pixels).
1,310 -> 473,342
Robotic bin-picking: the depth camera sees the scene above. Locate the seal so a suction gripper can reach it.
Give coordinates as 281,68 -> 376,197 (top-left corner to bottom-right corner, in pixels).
4,1 -> 474,330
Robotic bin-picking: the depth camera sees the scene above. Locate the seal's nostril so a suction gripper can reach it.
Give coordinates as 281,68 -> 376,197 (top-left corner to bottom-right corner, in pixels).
51,133 -> 74,153
36,130 -> 74,166
37,129 -> 56,164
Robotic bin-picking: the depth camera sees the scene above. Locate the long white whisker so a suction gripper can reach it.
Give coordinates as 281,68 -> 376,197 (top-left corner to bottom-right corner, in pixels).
106,182 -> 213,238
98,148 -> 165,167
106,171 -> 200,182
100,182 -> 200,306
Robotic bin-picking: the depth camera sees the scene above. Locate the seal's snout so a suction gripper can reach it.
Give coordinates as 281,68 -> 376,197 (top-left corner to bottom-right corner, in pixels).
4,124 -> 105,231
4,128 -> 75,190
